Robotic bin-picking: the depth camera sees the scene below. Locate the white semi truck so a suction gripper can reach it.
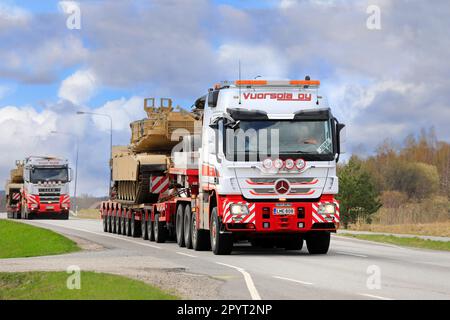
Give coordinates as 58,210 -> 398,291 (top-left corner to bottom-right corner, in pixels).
6,156 -> 72,220
101,78 -> 345,255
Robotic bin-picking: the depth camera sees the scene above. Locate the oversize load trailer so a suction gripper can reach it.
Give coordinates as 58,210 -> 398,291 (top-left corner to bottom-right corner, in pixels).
101,78 -> 345,255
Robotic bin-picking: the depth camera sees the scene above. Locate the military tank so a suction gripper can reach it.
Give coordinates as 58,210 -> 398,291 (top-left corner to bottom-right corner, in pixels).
111,98 -> 198,204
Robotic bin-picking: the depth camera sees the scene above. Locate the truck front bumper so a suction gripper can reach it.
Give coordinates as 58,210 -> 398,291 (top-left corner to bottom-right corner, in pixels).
219,194 -> 339,233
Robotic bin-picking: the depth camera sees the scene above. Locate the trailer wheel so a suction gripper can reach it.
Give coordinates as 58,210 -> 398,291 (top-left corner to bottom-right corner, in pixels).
176,204 -> 185,247
120,216 -> 126,235
115,215 -> 121,234
184,204 -> 193,249
306,231 -> 330,254
148,220 -> 155,242
141,218 -> 148,240
107,216 -> 112,233
103,215 -> 108,232
154,214 -> 166,243
125,217 -> 131,236
210,207 -> 233,255
112,216 -> 117,234
191,211 -> 210,251
130,214 -> 141,238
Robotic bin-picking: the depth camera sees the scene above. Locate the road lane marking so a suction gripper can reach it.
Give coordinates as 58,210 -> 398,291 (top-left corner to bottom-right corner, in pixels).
216,262 -> 261,300
359,293 -> 393,300
336,251 -> 368,258
176,252 -> 197,258
26,221 -> 162,249
273,276 -> 313,286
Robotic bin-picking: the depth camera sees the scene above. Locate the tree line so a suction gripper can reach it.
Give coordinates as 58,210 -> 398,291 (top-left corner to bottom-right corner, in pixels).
337,128 -> 450,227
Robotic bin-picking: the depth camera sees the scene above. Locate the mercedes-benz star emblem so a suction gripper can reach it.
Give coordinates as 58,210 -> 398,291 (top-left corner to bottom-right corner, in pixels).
275,179 -> 290,195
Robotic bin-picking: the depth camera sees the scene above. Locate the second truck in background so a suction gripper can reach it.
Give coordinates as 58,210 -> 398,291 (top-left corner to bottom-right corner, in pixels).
5,156 -> 72,220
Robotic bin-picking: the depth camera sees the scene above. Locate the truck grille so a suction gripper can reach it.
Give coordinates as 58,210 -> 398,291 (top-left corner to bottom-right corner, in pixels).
38,188 -> 61,204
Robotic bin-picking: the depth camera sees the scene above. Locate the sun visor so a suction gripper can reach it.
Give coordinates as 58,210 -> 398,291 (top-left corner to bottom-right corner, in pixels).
293,108 -> 331,120
227,108 -> 268,120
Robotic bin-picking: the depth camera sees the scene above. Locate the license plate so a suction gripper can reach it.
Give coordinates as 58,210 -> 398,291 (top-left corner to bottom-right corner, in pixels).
46,206 -> 54,210
273,207 -> 294,215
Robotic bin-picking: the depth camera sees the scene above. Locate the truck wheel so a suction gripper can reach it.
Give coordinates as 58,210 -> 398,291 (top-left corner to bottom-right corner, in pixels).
121,216 -> 126,235
141,219 -> 148,240
154,214 -> 166,243
103,215 -> 108,232
284,235 -> 304,250
148,220 -> 155,242
306,231 -> 330,254
191,211 -> 210,251
125,217 -> 131,236
115,215 -> 121,234
210,207 -> 233,255
112,216 -> 117,233
176,204 -> 185,247
184,204 -> 193,249
130,214 -> 141,238
107,216 -> 112,233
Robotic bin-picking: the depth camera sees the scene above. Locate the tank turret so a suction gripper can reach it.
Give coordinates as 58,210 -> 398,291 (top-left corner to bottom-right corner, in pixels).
111,98 -> 198,204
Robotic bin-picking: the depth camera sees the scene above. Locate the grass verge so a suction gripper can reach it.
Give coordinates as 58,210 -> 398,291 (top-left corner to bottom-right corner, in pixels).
73,209 -> 101,220
0,271 -> 178,300
347,221 -> 450,237
0,220 -> 80,259
340,233 -> 450,251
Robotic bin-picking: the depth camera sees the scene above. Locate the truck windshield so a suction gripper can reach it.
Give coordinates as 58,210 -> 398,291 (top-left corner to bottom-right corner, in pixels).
224,120 -> 334,161
30,168 -> 69,183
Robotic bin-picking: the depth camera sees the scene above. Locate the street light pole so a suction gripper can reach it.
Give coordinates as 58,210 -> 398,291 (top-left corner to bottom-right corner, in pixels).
50,131 -> 79,216
77,111 -> 113,197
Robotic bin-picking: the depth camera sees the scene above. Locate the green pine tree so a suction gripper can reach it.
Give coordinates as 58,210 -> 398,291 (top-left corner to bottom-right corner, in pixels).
337,156 -> 382,228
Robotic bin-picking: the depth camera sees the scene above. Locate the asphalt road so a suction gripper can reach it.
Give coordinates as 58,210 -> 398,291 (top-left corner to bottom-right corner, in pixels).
1,213 -> 450,300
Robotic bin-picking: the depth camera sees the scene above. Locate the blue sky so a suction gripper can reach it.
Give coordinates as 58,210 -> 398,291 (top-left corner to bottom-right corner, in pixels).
1,0 -> 449,195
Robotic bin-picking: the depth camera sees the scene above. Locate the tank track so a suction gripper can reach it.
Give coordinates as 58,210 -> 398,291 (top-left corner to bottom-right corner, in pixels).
114,164 -> 166,205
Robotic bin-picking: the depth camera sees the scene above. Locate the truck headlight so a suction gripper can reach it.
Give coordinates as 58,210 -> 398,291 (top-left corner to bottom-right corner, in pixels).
230,204 -> 249,215
318,203 -> 335,215
30,204 -> 38,209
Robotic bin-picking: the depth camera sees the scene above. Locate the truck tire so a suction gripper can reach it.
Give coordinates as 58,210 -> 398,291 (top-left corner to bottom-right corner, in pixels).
116,215 -> 121,234
176,204 -> 185,247
148,219 -> 155,242
120,216 -> 126,235
191,211 -> 210,251
107,216 -> 112,233
141,219 -> 148,240
210,207 -> 233,255
112,216 -> 117,233
154,214 -> 166,243
130,214 -> 141,238
125,217 -> 131,236
184,204 -> 193,249
306,231 -> 330,254
284,235 -> 304,250
103,215 -> 108,232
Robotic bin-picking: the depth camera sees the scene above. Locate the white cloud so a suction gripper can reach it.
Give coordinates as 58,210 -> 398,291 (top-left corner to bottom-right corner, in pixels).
58,69 -> 98,105
0,3 -> 30,28
217,43 -> 288,79
91,96 -> 146,133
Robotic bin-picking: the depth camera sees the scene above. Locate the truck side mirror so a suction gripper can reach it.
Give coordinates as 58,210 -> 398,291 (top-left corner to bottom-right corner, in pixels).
69,168 -> 73,182
337,123 -> 346,155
